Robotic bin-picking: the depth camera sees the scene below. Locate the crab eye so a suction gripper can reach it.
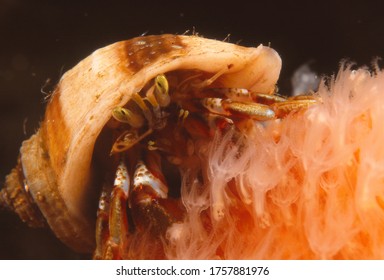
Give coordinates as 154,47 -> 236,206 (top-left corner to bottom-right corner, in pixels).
112,107 -> 144,128
154,74 -> 170,107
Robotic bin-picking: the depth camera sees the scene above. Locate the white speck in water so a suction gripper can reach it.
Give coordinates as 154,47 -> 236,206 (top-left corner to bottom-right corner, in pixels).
291,62 -> 320,96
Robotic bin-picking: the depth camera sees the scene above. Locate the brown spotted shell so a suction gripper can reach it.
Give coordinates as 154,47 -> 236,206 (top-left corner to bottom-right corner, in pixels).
0,34 -> 281,253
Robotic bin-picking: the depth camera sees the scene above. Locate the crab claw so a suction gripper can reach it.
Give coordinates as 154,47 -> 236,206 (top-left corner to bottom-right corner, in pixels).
131,152 -> 184,235
94,161 -> 131,259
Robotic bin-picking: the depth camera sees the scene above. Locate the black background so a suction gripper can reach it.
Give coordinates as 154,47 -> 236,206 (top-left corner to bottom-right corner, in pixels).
1,0 -> 384,259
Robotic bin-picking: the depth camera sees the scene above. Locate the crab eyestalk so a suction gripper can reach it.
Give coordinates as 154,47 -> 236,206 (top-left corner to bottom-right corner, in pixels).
112,107 -> 145,128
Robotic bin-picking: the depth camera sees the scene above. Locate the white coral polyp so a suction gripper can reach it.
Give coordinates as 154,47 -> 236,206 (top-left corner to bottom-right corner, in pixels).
165,65 -> 384,259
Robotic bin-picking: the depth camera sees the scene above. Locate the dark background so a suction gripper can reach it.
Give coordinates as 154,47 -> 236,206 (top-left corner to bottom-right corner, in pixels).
1,0 -> 384,259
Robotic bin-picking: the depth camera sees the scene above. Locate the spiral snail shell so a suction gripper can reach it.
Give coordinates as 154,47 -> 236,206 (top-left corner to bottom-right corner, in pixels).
0,34 -> 282,254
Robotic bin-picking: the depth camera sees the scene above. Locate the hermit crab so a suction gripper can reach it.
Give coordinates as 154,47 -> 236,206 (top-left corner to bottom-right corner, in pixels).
0,34 -> 318,259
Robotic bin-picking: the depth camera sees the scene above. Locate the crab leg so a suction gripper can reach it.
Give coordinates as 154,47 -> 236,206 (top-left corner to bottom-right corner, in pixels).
130,152 -> 184,235
222,99 -> 276,121
110,128 -> 153,155
93,183 -> 112,259
253,92 -> 287,105
211,88 -> 252,102
203,94 -> 319,122
272,97 -> 319,118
